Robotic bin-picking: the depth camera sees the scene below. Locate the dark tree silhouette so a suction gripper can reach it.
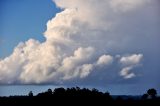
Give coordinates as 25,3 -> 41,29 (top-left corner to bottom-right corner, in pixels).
54,87 -> 66,96
28,91 -> 33,97
147,88 -> 157,99
0,87 -> 159,105
142,93 -> 148,100
48,89 -> 52,94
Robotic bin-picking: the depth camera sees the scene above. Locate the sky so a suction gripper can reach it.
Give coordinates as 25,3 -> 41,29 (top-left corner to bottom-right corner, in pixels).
0,0 -> 60,57
0,0 -> 160,96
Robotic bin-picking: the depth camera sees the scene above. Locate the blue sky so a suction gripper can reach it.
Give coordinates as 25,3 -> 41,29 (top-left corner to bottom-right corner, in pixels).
0,0 -> 160,96
0,0 -> 60,58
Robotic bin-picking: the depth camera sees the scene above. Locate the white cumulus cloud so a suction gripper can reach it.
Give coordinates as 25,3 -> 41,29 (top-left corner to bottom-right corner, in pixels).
0,0 -> 154,84
119,54 -> 143,79
120,54 -> 143,66
120,66 -> 135,79
97,55 -> 113,66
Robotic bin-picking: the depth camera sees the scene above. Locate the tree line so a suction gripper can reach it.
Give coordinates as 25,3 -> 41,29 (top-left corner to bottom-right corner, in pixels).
0,87 -> 159,105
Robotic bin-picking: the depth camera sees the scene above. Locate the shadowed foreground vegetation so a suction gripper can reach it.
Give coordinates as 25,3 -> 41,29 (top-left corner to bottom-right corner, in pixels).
0,87 -> 160,105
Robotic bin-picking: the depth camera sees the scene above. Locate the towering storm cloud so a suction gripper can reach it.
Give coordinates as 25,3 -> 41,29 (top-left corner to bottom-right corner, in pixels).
0,0 -> 159,85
